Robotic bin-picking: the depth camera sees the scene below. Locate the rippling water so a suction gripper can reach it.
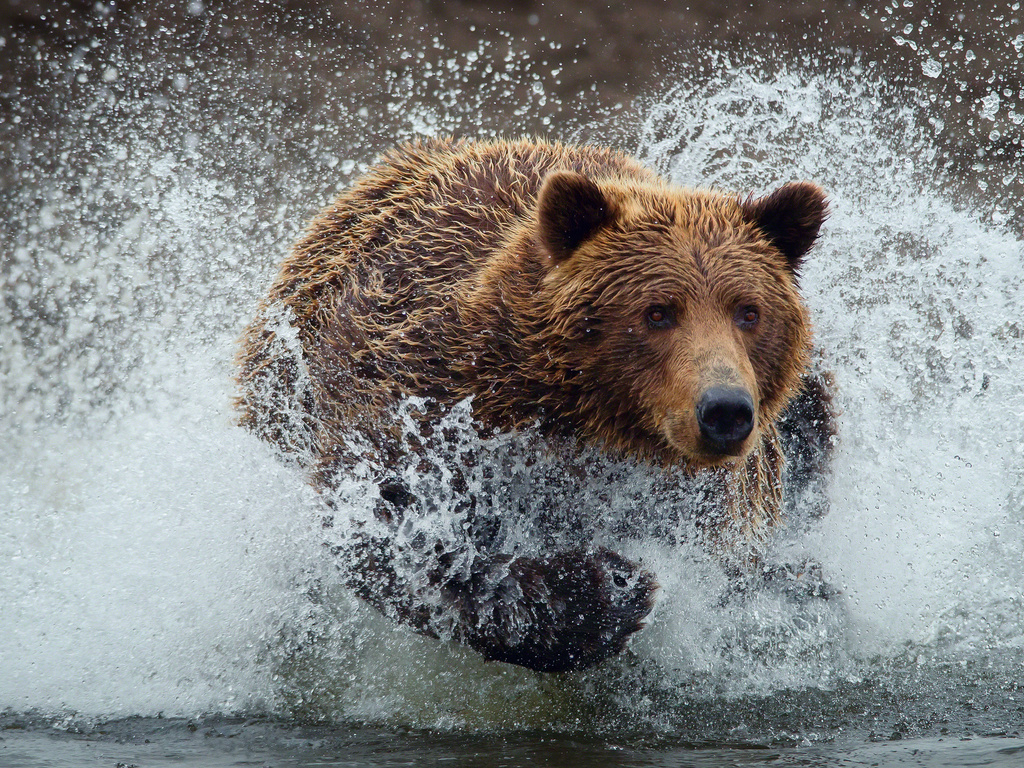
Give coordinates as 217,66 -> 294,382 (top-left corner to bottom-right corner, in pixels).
1,9 -> 1022,766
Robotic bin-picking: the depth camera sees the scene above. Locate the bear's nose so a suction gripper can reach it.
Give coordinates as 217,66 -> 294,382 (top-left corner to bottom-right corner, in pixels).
696,387 -> 755,455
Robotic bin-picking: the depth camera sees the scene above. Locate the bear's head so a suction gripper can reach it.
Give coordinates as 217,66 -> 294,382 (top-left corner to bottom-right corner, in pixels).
533,170 -> 827,468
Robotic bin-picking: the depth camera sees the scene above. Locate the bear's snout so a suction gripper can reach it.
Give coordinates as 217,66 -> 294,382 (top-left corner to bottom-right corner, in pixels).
696,386 -> 755,456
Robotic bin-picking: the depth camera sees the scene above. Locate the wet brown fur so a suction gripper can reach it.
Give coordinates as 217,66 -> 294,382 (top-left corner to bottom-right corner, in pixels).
236,137 -> 830,670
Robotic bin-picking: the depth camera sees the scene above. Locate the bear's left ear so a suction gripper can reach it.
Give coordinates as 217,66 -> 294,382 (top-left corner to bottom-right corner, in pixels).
742,182 -> 828,273
536,170 -> 616,262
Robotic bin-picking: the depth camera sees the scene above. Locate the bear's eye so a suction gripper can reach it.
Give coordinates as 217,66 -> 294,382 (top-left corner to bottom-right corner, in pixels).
735,305 -> 760,330
645,305 -> 675,330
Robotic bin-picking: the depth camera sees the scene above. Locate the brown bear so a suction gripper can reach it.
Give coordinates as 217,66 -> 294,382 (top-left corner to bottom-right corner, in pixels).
236,137 -> 833,673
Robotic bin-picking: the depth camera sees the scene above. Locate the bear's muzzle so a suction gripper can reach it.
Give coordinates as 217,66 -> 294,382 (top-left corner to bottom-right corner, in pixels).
696,386 -> 755,456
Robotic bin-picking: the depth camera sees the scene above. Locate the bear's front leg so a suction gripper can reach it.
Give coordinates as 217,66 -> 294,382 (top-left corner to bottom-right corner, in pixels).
344,533 -> 657,672
447,548 -> 658,673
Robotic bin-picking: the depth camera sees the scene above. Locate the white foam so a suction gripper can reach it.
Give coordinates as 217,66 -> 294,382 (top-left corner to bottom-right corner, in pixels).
0,355 -> 321,717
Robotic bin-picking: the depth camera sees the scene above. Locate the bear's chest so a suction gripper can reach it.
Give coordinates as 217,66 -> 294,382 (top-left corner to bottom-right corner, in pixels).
392,418 -> 724,558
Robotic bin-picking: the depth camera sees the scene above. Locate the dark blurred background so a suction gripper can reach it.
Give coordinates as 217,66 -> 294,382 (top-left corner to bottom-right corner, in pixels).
1,0 -> 1021,214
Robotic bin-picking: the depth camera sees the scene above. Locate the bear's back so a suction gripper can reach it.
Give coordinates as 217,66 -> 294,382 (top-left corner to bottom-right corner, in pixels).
284,138 -> 657,315
237,139 -> 659,450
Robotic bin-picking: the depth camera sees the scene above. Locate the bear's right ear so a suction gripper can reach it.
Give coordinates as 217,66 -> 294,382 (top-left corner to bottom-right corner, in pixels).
536,171 -> 615,262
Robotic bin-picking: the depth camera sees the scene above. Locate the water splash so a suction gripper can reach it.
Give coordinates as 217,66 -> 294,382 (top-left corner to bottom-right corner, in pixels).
1,32 -> 1022,741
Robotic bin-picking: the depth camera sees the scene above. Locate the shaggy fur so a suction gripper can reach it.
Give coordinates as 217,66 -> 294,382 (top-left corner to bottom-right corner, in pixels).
237,137 -> 832,672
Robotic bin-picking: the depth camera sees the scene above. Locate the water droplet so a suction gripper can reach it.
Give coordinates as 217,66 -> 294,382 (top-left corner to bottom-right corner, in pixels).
921,59 -> 942,78
979,92 -> 1001,120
